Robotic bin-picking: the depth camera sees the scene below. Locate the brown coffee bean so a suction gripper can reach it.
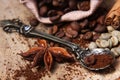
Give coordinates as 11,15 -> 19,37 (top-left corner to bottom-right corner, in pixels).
52,0 -> 66,8
64,8 -> 71,13
57,11 -> 64,16
97,15 -> 105,24
49,25 -> 58,34
94,24 -> 107,33
77,1 -> 90,11
81,29 -> 90,34
65,32 -> 73,38
52,25 -> 58,34
83,32 -> 93,40
47,10 -> 57,17
69,0 -> 77,9
62,36 -> 72,41
65,27 -> 78,38
52,0 -> 59,7
89,20 -> 97,29
44,0 -> 52,4
84,54 -> 96,66
92,33 -> 100,41
29,19 -> 39,26
50,15 -> 61,23
70,21 -> 80,31
38,1 -> 45,8
79,19 -> 88,29
55,29 -> 65,38
39,5 -> 48,16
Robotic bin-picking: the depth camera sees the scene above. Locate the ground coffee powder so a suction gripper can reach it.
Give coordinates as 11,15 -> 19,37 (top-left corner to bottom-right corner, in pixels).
84,54 -> 114,69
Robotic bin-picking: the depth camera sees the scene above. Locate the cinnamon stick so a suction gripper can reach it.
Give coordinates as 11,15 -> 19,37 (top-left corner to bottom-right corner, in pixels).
105,0 -> 120,29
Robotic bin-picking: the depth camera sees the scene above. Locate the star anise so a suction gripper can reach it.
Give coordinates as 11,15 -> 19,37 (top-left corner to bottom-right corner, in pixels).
20,39 -> 74,71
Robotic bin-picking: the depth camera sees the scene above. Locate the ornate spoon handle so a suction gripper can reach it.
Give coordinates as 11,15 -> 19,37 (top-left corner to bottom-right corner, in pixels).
29,28 -> 80,52
0,19 -> 83,59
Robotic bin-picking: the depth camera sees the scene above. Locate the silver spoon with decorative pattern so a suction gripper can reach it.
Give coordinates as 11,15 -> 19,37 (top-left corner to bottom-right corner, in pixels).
0,19 -> 115,70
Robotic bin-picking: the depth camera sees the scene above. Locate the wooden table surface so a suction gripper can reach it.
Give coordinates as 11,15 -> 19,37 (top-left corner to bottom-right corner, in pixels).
0,0 -> 120,80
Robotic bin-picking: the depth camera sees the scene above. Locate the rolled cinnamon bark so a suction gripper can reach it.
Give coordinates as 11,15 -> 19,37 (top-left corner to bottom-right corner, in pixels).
105,0 -> 120,29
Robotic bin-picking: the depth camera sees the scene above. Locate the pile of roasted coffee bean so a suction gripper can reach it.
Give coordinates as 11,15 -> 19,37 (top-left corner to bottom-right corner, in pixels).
29,0 -> 108,48
37,0 -> 90,22
48,7 -> 108,47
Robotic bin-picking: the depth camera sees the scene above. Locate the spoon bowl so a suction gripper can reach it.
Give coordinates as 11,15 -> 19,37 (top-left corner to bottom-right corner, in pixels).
80,48 -> 115,70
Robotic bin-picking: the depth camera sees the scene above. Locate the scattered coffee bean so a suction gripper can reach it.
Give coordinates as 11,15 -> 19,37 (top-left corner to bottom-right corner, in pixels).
63,36 -> 72,41
50,15 -> 61,23
77,0 -> 90,11
79,19 -> 88,29
83,32 -> 93,40
55,29 -> 65,38
30,19 -> 39,26
47,10 -> 57,17
89,20 -> 97,29
70,21 -> 80,31
65,27 -> 78,38
64,8 -> 71,13
92,33 -> 100,41
81,29 -> 90,34
39,5 -> 48,16
94,24 -> 107,33
69,0 -> 77,9
97,15 -> 105,24
52,25 -> 58,34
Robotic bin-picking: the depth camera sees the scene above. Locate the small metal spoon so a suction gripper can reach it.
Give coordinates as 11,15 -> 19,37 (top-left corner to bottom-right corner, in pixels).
0,19 -> 115,70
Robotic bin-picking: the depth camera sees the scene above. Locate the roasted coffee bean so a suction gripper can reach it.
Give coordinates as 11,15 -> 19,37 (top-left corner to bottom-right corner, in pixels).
62,36 -> 72,41
44,0 -> 52,4
29,19 -> 39,26
89,20 -> 97,29
50,15 -> 61,23
81,29 -> 90,34
52,0 -> 59,7
65,27 -> 78,38
39,5 -> 48,16
57,11 -> 64,16
48,10 -> 63,17
52,0 -> 67,8
70,21 -> 80,31
83,32 -> 93,40
47,10 -> 57,17
38,1 -> 45,8
77,1 -> 90,11
92,33 -> 100,41
94,24 -> 107,33
53,25 -> 58,34
79,19 -> 88,29
69,0 -> 77,9
64,8 -> 71,13
49,25 -> 58,34
97,15 -> 105,24
84,54 -> 96,66
55,29 -> 65,38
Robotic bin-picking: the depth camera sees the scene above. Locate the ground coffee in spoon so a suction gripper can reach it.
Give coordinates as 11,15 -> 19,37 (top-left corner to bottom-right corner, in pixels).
84,54 -> 114,69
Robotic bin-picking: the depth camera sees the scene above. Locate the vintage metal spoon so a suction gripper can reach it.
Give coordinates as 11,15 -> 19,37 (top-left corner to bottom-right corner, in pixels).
0,19 -> 115,70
